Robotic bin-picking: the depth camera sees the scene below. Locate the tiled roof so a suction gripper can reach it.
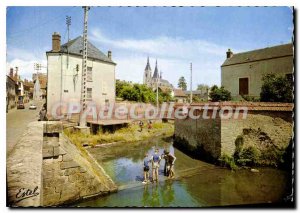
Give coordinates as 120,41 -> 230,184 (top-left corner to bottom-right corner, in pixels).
222,43 -> 293,67
52,36 -> 116,65
173,88 -> 187,97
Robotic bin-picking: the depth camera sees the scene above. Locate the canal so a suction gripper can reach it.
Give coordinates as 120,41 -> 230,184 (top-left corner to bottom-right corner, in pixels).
74,137 -> 290,207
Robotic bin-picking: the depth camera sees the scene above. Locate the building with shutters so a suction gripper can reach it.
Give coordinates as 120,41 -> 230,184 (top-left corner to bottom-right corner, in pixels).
46,32 -> 116,118
221,43 -> 293,99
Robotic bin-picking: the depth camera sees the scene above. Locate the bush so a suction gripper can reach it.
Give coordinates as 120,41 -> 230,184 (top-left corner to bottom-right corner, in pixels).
234,135 -> 244,159
209,85 -> 231,102
241,95 -> 260,102
219,154 -> 237,170
237,146 -> 260,166
260,73 -> 293,103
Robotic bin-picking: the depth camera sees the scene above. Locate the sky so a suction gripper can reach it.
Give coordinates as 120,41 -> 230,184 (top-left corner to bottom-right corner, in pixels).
6,6 -> 293,88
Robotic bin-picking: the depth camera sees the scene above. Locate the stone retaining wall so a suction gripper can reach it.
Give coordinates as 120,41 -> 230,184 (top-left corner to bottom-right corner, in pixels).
174,102 -> 293,162
42,122 -> 117,206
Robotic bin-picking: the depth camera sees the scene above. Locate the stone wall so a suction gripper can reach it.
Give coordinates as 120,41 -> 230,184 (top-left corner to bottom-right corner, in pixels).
174,102 -> 293,162
174,112 -> 221,161
42,122 -> 117,206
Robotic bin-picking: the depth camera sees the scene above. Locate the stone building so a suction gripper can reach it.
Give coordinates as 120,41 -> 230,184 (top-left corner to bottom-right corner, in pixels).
143,57 -> 173,92
6,74 -> 17,111
172,88 -> 187,103
46,32 -> 116,118
221,43 -> 293,99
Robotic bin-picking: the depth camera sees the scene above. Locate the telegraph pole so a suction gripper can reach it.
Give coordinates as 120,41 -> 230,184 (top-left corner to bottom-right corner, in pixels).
66,16 -> 71,68
190,63 -> 193,103
80,6 -> 90,127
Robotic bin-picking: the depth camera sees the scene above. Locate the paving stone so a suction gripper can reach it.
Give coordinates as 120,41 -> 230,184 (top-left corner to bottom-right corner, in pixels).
43,147 -> 54,158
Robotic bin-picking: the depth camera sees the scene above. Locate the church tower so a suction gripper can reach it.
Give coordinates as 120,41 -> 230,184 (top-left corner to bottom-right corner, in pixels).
153,59 -> 159,79
143,57 -> 152,85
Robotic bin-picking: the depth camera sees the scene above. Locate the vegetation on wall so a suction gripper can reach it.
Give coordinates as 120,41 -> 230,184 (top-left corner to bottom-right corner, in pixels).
260,73 -> 293,103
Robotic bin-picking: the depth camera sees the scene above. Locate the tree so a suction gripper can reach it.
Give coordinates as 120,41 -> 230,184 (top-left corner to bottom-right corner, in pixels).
209,85 -> 231,102
260,73 -> 293,103
197,84 -> 210,94
178,76 -> 187,91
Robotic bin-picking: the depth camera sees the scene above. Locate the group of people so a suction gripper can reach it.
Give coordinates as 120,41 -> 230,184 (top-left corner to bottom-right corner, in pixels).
139,120 -> 152,132
142,148 -> 176,184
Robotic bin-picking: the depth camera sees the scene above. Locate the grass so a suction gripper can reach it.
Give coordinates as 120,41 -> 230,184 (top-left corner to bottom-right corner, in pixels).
64,122 -> 174,148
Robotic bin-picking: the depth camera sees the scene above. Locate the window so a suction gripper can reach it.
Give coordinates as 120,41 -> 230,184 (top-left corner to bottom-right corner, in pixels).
87,67 -> 93,82
87,88 -> 92,99
239,78 -> 249,95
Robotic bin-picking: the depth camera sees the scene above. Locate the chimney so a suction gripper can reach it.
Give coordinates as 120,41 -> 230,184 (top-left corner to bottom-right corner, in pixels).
9,68 -> 14,78
14,67 -> 18,81
107,50 -> 112,60
52,32 -> 61,52
226,49 -> 233,59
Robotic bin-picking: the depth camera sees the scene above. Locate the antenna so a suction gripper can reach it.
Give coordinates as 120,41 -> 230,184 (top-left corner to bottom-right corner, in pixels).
66,16 -> 71,68
80,6 -> 90,127
190,63 -> 193,103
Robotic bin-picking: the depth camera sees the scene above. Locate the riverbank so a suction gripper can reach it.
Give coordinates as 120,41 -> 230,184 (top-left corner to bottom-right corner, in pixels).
64,122 -> 174,148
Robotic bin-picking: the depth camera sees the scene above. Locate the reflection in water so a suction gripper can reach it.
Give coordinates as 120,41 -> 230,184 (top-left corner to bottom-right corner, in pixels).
78,137 -> 290,207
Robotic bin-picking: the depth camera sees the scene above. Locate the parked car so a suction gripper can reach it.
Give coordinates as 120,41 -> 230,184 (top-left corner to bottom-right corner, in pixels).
29,104 -> 37,110
17,100 -> 25,109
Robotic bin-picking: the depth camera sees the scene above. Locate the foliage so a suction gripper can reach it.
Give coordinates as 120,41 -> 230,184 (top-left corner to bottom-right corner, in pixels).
116,81 -> 172,103
192,95 -> 201,103
241,95 -> 260,102
209,85 -> 232,102
178,76 -> 187,91
236,146 -> 261,166
64,122 -> 174,146
219,154 -> 238,170
260,73 -> 293,103
233,135 -> 244,159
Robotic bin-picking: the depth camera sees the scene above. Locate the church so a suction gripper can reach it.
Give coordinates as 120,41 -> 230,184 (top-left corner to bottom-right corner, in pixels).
143,57 -> 173,92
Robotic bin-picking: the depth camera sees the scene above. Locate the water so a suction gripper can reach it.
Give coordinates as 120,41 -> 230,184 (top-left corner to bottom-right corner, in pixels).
75,137 -> 290,207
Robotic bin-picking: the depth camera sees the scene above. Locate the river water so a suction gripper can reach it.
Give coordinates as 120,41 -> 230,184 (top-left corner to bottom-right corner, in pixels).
75,137 -> 290,207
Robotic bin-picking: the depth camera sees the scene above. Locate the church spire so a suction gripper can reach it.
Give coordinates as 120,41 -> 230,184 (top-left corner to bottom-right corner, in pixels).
153,59 -> 159,78
145,56 -> 151,71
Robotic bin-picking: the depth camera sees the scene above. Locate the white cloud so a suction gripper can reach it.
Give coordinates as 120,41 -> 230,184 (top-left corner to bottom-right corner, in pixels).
6,47 -> 47,80
90,28 -> 229,87
6,58 -> 47,80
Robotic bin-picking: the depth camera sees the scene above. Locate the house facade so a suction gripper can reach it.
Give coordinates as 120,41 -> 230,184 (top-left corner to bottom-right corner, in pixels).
221,43 -> 293,99
46,32 -> 116,117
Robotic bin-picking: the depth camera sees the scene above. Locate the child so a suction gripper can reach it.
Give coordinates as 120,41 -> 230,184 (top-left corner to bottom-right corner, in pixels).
142,153 -> 150,184
151,148 -> 161,182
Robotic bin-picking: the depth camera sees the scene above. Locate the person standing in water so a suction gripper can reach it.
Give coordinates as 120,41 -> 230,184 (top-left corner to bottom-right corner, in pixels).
151,148 -> 161,182
161,149 -> 170,176
142,153 -> 150,184
165,151 -> 176,178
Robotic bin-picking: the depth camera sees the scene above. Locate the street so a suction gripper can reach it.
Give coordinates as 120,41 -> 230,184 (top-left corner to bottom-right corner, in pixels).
6,100 -> 44,157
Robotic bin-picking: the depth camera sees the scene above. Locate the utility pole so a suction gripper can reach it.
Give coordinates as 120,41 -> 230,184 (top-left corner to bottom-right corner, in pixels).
156,76 -> 159,111
190,63 -> 193,103
80,6 -> 90,127
66,16 -> 71,68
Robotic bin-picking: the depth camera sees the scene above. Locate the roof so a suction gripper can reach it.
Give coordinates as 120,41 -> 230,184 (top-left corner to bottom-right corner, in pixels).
222,43 -> 293,67
173,88 -> 187,97
153,60 -> 159,78
184,90 -> 206,95
48,36 -> 116,65
145,57 -> 151,71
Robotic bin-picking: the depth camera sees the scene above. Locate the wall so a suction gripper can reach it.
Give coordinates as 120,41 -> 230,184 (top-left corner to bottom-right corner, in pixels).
174,103 -> 293,162
47,53 -> 116,119
42,122 -> 117,206
221,56 -> 293,98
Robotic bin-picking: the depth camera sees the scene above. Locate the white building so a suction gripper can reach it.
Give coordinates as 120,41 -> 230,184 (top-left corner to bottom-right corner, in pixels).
46,32 -> 116,118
